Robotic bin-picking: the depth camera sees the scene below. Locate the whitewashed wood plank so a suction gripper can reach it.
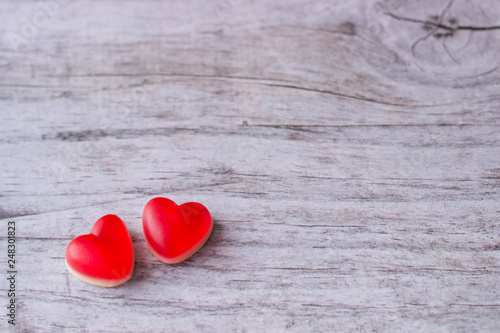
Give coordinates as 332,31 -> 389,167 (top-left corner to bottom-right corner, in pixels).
1,0 -> 499,332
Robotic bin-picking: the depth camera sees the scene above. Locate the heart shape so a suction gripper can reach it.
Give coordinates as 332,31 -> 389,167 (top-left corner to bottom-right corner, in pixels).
142,197 -> 213,264
65,215 -> 135,287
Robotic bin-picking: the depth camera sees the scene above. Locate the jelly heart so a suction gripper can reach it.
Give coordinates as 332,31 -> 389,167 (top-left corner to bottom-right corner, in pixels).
142,197 -> 213,264
65,215 -> 135,287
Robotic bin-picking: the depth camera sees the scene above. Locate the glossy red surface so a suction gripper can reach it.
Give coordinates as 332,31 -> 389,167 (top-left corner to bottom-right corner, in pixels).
65,215 -> 135,286
142,197 -> 213,264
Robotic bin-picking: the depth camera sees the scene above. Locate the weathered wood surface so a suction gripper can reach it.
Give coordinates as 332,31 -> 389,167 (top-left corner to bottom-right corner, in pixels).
1,0 -> 500,331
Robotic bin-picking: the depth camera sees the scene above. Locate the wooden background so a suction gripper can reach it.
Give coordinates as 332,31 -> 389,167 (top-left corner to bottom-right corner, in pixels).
1,0 -> 499,331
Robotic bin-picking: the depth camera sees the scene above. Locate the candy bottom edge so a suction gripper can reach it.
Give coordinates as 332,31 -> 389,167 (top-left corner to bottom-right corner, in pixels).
145,219 -> 214,264
65,259 -> 134,288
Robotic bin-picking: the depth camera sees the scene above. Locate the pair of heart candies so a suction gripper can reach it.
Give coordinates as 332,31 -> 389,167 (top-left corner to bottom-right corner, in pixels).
65,197 -> 213,287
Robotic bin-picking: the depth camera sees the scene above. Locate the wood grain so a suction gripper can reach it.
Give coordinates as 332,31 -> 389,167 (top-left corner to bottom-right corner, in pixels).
1,0 -> 499,331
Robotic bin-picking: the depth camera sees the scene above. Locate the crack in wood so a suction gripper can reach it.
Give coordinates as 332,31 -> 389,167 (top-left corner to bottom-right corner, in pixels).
386,11 -> 500,32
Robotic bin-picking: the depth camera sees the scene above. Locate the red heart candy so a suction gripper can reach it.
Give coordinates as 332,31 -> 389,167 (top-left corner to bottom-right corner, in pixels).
142,197 -> 213,264
65,215 -> 135,287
